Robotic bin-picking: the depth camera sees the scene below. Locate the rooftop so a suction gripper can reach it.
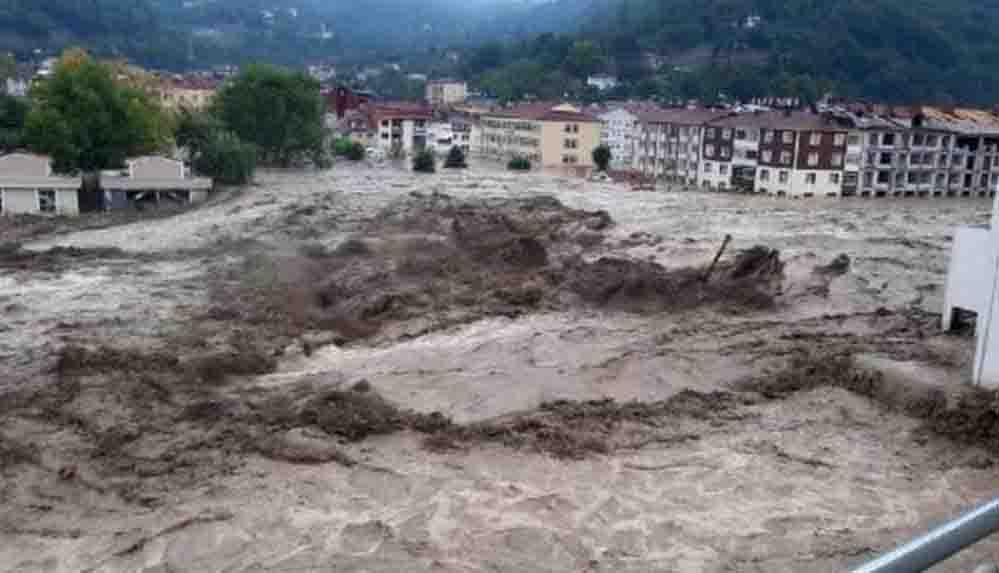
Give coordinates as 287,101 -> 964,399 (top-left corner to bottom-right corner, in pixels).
486,102 -> 600,123
636,108 -> 729,125
706,110 -> 854,131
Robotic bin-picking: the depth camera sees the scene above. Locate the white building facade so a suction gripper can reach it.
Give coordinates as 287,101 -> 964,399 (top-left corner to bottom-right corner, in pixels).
598,107 -> 640,170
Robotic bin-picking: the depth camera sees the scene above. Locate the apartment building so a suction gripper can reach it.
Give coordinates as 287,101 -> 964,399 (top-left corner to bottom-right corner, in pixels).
365,103 -> 433,157
699,111 -> 854,197
426,80 -> 468,106
480,103 -> 601,170
845,106 -> 999,198
158,78 -> 218,111
597,107 -> 641,170
634,109 -> 728,184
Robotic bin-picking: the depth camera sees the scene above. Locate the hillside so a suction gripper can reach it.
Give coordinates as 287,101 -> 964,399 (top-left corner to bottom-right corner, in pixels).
463,0 -> 999,105
0,0 -> 589,71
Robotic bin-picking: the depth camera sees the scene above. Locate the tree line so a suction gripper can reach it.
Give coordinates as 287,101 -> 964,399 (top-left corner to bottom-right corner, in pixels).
457,0 -> 999,106
0,49 -> 328,185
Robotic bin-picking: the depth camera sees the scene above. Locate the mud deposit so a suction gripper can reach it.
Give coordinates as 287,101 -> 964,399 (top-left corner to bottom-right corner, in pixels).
2,166 -> 999,572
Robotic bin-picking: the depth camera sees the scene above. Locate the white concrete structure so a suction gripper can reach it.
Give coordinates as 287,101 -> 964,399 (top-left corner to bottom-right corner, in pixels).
944,190 -> 999,386
102,156 -> 212,207
587,75 -> 619,92
598,107 -> 640,170
0,153 -> 80,216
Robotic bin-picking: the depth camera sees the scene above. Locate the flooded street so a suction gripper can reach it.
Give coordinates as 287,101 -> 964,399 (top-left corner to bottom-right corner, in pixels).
2,164 -> 998,572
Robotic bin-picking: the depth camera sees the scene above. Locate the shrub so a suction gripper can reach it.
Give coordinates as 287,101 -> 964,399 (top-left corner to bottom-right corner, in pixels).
413,149 -> 436,173
346,142 -> 365,161
333,138 -> 354,156
592,144 -> 612,171
508,156 -> 531,171
194,131 -> 257,185
444,146 -> 467,169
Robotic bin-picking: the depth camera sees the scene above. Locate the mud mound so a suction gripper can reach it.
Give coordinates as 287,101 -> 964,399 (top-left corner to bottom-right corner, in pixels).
301,387 -> 410,441
57,344 -> 181,376
426,390 -> 743,460
0,243 -> 131,270
563,246 -> 784,312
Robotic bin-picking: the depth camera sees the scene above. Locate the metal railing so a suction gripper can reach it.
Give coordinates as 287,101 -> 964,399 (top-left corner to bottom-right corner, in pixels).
849,497 -> 999,573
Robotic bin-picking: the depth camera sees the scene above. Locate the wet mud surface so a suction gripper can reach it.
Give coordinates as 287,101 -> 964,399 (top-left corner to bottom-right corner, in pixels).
2,166 -> 999,572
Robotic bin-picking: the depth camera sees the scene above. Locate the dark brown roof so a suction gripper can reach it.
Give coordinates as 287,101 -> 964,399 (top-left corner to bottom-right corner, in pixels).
636,108 -> 729,125
488,102 -> 600,123
706,111 -> 852,131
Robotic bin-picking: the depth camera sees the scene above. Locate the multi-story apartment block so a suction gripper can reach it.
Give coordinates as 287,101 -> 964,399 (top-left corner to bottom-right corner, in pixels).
699,111 -> 854,197
598,107 -> 641,170
426,80 -> 468,106
480,103 -> 601,170
846,106 -> 999,198
634,109 -> 729,185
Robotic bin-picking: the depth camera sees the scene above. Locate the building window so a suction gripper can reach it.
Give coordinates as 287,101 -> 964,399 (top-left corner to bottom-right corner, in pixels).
720,147 -> 730,159
883,133 -> 896,146
830,173 -> 840,184
782,131 -> 794,144
864,172 -> 874,186
704,162 -> 713,173
847,134 -> 860,146
877,172 -> 891,184
807,152 -> 819,167
0,190 -> 3,214
780,151 -> 792,165
709,128 -> 718,139
805,173 -> 817,185
926,135 -> 938,147
564,139 -> 578,149
763,130 -> 774,144
722,129 -> 732,140
761,150 -> 773,163
913,133 -> 925,146
880,152 -> 893,165
779,171 -> 789,184
719,164 -> 728,175
831,152 -> 843,167
809,133 -> 822,146
38,189 -> 56,213
705,144 -> 715,158
562,155 -> 578,164
760,169 -> 770,181
834,133 -> 846,146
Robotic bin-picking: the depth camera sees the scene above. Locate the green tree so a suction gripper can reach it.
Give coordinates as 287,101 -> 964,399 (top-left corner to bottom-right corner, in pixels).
194,131 -> 257,185
0,93 -> 29,153
212,64 -> 324,166
175,107 -> 225,157
444,146 -> 467,169
413,149 -> 435,173
592,144 -> 612,171
22,49 -> 170,173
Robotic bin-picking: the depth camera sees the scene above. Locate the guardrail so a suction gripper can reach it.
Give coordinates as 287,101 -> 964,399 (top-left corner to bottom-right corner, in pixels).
849,497 -> 999,573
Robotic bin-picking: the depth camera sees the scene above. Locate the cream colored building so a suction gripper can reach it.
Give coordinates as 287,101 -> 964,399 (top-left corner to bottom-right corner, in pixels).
0,153 -> 80,216
480,103 -> 601,170
426,80 -> 467,106
159,79 -> 217,111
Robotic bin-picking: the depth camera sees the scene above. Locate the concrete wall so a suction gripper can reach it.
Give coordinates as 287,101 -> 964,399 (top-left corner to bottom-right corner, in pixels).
0,153 -> 51,177
1,189 -> 37,214
789,169 -> 842,198
0,188 -> 78,215
697,160 -> 732,190
541,121 -> 599,168
130,157 -> 184,179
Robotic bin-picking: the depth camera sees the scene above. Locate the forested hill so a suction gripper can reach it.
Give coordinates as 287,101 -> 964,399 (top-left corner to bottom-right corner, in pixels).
0,0 -> 592,71
462,0 -> 999,105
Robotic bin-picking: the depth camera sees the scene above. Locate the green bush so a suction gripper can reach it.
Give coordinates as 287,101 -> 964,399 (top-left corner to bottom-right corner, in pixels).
444,146 -> 467,169
194,131 -> 257,185
346,142 -> 365,161
333,138 -> 354,156
507,156 -> 531,171
592,144 -> 612,171
413,149 -> 436,173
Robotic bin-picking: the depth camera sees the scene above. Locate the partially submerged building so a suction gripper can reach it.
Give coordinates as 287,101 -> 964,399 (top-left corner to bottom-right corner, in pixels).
0,153 -> 81,215
101,156 -> 212,209
0,153 -> 211,216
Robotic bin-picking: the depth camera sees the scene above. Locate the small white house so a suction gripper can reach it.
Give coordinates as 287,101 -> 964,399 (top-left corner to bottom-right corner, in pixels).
102,156 -> 212,208
0,153 -> 81,216
943,189 -> 999,386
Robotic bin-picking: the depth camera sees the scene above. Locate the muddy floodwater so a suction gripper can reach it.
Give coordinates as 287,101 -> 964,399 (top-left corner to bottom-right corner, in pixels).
2,164 -> 998,572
